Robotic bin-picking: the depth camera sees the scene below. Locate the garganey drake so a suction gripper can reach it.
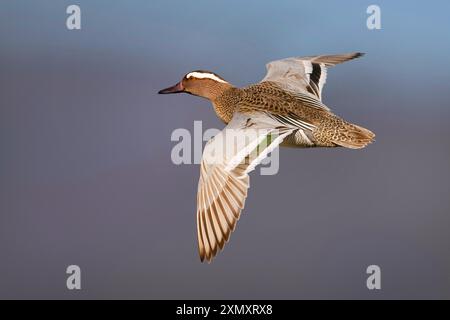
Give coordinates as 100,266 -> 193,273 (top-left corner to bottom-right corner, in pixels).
159,53 -> 375,262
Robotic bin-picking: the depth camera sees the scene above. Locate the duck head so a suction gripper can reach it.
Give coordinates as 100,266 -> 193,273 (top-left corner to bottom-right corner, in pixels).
158,70 -> 232,101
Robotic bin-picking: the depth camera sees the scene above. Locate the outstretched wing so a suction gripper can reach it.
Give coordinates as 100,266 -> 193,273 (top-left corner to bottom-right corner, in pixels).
196,112 -> 296,262
261,52 -> 364,101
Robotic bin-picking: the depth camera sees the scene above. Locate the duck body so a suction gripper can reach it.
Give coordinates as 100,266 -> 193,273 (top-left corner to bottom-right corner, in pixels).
213,81 -> 374,149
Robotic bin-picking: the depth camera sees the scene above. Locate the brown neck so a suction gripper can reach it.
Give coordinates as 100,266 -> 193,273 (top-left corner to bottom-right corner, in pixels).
186,78 -> 240,123
212,87 -> 243,124
200,81 -> 234,102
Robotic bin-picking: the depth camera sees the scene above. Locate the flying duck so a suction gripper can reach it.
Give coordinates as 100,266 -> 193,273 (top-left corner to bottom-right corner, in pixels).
159,52 -> 375,262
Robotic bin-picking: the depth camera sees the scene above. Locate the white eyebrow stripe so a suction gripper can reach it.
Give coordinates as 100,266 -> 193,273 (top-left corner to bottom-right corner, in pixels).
186,72 -> 228,84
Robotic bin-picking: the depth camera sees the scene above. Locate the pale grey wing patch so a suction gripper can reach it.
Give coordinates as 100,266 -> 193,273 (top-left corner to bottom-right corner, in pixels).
300,52 -> 364,67
262,58 -> 327,101
261,52 -> 364,102
262,58 -> 316,97
196,112 -> 295,262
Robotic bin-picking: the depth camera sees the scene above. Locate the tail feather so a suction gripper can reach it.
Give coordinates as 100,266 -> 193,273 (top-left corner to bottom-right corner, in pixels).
333,123 -> 375,149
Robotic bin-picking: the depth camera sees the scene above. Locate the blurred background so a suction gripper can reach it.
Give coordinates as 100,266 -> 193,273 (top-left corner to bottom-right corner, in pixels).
1,0 -> 449,299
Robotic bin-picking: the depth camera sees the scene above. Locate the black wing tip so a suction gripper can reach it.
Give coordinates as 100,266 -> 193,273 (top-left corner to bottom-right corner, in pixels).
199,251 -> 213,263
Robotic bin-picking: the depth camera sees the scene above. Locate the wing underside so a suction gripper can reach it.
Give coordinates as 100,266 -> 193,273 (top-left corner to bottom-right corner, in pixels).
196,112 -> 296,262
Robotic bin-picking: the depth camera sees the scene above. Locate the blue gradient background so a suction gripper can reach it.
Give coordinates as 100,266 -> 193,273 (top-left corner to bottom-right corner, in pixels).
1,0 -> 450,299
